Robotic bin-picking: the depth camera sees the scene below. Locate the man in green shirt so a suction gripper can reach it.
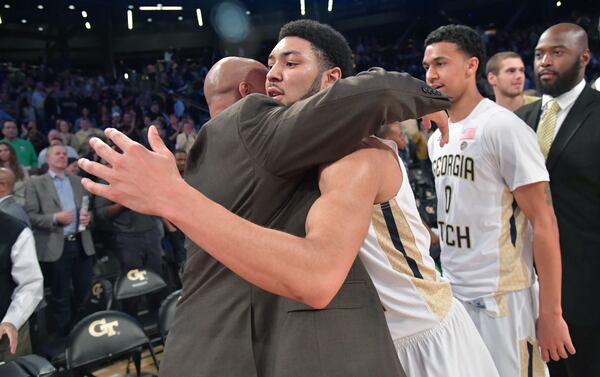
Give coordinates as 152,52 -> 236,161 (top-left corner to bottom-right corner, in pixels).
1,120 -> 38,170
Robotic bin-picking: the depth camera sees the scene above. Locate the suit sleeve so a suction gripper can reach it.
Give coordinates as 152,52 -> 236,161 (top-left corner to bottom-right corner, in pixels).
238,68 -> 451,178
24,179 -> 55,230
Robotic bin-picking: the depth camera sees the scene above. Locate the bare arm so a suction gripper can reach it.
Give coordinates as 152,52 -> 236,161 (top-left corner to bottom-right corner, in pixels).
79,127 -> 383,308
237,68 -> 450,178
513,181 -> 575,361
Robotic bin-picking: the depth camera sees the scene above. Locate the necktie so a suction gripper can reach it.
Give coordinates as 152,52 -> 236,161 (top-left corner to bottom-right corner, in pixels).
536,99 -> 560,160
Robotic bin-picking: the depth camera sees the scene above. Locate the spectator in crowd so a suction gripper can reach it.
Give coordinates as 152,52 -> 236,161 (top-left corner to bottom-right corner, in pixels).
164,114 -> 181,150
43,87 -> 60,131
66,157 -> 81,177
175,119 -> 196,153
174,149 -> 187,177
1,120 -> 38,171
516,22 -> 599,377
0,142 -> 28,206
486,51 -> 539,111
0,211 -> 43,361
25,144 -> 95,336
378,121 -> 410,167
38,129 -> 79,164
0,168 -> 29,225
74,119 -> 104,156
74,107 -> 96,132
56,119 -> 79,151
173,94 -> 186,118
20,121 -> 47,154
119,110 -> 140,142
97,113 -> 111,130
111,111 -> 122,130
18,97 -> 35,124
31,83 -> 45,129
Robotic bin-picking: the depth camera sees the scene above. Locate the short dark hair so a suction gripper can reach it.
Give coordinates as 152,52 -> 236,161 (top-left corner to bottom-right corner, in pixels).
486,51 -> 522,76
278,19 -> 354,77
424,24 -> 487,76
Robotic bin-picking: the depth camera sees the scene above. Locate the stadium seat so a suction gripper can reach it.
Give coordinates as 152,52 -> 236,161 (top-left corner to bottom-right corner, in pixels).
157,289 -> 181,344
114,269 -> 167,301
65,310 -> 159,376
80,279 -> 114,318
0,360 -> 31,377
13,354 -> 56,377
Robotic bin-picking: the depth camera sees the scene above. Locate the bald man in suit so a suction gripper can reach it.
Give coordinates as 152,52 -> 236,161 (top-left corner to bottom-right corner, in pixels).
516,23 -> 600,376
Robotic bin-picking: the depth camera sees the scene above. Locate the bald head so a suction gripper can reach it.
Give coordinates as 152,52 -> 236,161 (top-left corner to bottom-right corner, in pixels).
0,167 -> 15,196
534,23 -> 590,97
540,23 -> 589,52
204,57 -> 269,117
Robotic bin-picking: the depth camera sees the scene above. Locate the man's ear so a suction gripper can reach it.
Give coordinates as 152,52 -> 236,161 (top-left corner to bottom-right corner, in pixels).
238,81 -> 250,97
580,48 -> 591,68
487,72 -> 497,86
321,67 -> 342,89
466,56 -> 479,78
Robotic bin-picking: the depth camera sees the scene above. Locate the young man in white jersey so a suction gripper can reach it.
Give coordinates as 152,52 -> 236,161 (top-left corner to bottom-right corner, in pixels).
78,31 -> 497,377
423,24 -> 575,376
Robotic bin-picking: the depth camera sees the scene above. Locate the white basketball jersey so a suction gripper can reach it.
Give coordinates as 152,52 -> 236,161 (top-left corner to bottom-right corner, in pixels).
361,138 -> 453,340
427,99 -> 549,302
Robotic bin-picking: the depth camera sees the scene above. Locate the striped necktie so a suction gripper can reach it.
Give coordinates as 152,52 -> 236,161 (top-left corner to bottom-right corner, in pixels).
537,99 -> 560,160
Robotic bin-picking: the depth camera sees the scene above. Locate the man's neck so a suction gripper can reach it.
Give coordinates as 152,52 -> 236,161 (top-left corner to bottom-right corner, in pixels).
494,92 -> 524,112
4,136 -> 17,142
49,167 -> 66,178
448,87 -> 484,123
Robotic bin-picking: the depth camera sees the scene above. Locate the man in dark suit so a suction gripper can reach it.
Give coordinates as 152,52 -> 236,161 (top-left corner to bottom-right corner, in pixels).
80,20 -> 450,377
25,144 -> 95,336
515,23 -> 600,376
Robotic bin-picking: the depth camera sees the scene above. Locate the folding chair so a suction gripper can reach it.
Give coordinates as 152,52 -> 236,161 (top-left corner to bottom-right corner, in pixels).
157,289 -> 181,344
0,360 -> 30,377
13,354 -> 56,377
114,269 -> 167,301
65,310 -> 159,377
81,279 -> 114,317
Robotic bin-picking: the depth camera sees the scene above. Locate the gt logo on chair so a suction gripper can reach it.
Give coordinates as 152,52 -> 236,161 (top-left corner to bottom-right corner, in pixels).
88,319 -> 119,337
92,283 -> 103,299
127,269 -> 147,281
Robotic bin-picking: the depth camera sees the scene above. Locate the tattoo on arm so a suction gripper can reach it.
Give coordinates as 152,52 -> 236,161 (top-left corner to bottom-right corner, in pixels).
544,182 -> 553,207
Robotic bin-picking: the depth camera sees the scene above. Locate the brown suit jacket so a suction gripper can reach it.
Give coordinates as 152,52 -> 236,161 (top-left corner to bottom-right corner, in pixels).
160,68 -> 451,377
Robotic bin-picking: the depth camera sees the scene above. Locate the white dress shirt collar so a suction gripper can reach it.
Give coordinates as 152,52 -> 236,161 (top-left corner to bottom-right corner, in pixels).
542,79 -> 586,111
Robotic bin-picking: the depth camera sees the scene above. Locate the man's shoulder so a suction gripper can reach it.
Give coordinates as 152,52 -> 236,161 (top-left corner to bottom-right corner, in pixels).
515,98 -> 541,118
481,100 -> 530,131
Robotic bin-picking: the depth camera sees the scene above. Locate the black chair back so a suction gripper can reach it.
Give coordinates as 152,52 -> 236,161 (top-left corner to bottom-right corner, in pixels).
65,310 -> 159,372
83,279 -> 114,315
114,269 -> 167,300
0,361 -> 30,377
158,289 -> 181,342
13,355 -> 56,377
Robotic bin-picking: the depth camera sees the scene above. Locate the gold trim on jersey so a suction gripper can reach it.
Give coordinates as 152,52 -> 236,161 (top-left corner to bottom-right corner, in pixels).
494,293 -> 509,318
498,187 -> 530,293
372,199 -> 452,321
519,337 -> 546,377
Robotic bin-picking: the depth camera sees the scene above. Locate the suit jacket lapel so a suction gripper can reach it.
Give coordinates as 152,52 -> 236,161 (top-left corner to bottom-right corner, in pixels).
43,174 -> 61,207
525,101 -> 542,132
547,86 -> 595,171
68,174 -> 83,207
